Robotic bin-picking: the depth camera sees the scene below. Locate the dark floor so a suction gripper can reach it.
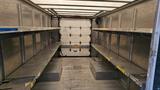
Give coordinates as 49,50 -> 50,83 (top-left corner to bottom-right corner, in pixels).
33,57 -> 123,90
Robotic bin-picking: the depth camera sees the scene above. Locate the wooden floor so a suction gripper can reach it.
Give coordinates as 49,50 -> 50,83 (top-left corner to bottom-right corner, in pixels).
33,57 -> 124,90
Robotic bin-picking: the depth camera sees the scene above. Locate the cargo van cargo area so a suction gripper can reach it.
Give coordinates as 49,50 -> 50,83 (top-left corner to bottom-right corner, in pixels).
0,0 -> 159,90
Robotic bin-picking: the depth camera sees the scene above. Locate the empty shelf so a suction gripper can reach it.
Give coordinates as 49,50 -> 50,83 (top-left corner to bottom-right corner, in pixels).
0,43 -> 60,90
8,42 -> 60,79
0,27 -> 60,34
91,44 -> 146,87
92,28 -> 152,34
0,78 -> 37,90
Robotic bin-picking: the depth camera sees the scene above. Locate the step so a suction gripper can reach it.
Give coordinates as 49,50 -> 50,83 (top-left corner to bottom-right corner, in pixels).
33,82 -> 61,90
38,58 -> 62,82
33,80 -> 124,90
90,59 -> 119,80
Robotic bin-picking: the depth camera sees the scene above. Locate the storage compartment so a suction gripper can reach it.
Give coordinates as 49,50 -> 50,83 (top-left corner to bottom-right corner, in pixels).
90,58 -> 119,80
38,58 -> 62,82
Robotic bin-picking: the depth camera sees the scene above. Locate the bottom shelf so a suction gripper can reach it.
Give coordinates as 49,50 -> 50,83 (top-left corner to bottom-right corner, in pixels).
0,42 -> 61,90
91,44 -> 146,88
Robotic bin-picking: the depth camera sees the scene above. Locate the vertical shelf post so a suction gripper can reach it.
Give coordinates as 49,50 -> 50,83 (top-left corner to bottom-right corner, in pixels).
146,0 -> 160,90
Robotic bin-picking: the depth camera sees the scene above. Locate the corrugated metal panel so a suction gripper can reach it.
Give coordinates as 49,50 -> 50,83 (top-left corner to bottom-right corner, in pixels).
111,33 -> 118,54
2,37 -> 21,77
119,34 -> 130,60
34,11 -> 41,27
0,0 -> 19,26
42,15 -> 47,27
99,32 -> 104,46
105,33 -> 110,50
36,33 -> 41,53
135,0 -> 156,29
111,14 -> 119,28
41,32 -> 48,48
132,35 -> 151,70
52,18 -> 59,27
48,16 -> 51,27
102,33 -> 107,47
105,17 -> 112,28
92,31 -> 98,44
92,19 -> 98,28
21,4 -> 33,26
24,34 -> 33,61
0,0 -> 51,27
121,9 -> 134,29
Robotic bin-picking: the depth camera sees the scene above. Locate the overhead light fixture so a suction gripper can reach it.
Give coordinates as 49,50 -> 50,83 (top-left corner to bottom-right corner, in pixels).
54,9 -> 100,13
70,0 -> 135,2
59,13 -> 94,16
31,0 -> 127,7
39,5 -> 116,11
58,11 -> 95,14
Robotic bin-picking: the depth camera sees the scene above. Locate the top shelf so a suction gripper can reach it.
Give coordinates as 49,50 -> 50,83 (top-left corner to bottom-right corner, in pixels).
92,28 -> 153,34
0,27 -> 60,34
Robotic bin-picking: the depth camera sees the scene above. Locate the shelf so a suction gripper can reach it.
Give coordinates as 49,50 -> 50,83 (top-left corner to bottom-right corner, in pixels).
91,44 -> 147,87
8,42 -> 60,79
0,27 -> 60,34
0,42 -> 61,90
92,28 -> 153,34
0,77 -> 38,90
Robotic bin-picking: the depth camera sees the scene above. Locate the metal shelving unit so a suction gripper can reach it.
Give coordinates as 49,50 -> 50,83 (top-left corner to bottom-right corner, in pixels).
0,27 -> 60,34
0,0 -> 159,90
92,28 -> 153,34
0,42 -> 60,90
91,44 -> 146,87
